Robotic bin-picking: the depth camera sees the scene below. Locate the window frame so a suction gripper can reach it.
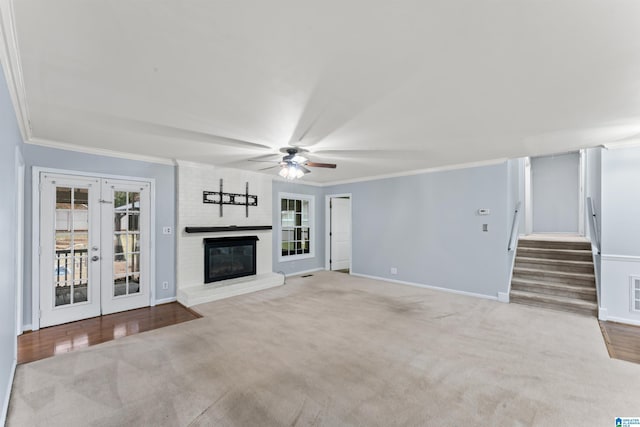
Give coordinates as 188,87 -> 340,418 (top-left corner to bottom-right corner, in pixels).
278,192 -> 315,262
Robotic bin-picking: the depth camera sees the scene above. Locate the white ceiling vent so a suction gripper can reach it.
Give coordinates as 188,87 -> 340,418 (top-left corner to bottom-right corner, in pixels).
631,276 -> 640,312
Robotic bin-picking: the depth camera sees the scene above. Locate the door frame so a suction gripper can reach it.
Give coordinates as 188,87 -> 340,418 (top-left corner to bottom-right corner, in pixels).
324,193 -> 352,272
523,150 -> 585,235
31,167 -> 156,330
15,147 -> 24,336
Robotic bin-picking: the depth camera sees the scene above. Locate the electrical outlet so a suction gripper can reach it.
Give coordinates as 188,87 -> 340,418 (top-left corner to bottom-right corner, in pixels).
162,281 -> 169,290
482,224 -> 488,232
390,267 -> 398,275
162,226 -> 172,235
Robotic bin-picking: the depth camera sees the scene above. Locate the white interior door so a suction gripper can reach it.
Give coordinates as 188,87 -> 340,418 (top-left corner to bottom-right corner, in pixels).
40,174 -> 101,327
330,197 -> 351,271
101,179 -> 151,315
39,173 -> 151,327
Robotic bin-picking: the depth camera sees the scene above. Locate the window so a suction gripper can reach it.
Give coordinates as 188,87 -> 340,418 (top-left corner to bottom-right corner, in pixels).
279,193 -> 314,260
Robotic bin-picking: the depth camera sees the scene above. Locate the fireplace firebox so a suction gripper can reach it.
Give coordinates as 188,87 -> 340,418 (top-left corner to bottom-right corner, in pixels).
204,236 -> 258,283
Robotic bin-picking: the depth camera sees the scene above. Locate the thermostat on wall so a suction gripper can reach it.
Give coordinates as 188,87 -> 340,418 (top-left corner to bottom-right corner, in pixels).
477,208 -> 491,216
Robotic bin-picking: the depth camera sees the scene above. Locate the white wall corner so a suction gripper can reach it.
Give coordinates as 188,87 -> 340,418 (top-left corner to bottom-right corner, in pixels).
1,359 -> 17,427
497,292 -> 510,303
598,307 -> 608,321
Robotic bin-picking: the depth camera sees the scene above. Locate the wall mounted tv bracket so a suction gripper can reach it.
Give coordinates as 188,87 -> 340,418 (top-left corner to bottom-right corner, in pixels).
203,179 -> 258,218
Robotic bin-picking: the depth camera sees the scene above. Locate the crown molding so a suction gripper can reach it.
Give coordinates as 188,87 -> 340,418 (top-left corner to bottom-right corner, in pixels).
27,137 -> 176,166
318,157 -> 509,187
0,0 -> 31,141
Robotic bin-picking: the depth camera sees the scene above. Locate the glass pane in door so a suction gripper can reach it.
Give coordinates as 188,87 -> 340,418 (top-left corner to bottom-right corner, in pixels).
54,186 -> 90,307
113,190 -> 142,296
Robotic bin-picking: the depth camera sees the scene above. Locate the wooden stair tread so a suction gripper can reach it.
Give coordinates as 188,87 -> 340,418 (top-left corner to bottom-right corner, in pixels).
513,267 -> 594,279
515,257 -> 592,266
511,277 -> 596,292
510,290 -> 598,308
517,247 -> 592,255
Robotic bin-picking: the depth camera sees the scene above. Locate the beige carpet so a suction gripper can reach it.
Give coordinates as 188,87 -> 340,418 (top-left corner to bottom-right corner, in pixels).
8,271 -> 640,426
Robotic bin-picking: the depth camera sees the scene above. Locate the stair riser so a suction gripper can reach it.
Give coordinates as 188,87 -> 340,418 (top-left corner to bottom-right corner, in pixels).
516,249 -> 592,262
511,296 -> 597,316
518,240 -> 591,251
515,260 -> 594,275
513,271 -> 595,287
511,283 -> 596,301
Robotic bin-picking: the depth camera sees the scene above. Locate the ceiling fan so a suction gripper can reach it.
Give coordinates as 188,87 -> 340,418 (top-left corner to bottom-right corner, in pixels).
258,147 -> 336,180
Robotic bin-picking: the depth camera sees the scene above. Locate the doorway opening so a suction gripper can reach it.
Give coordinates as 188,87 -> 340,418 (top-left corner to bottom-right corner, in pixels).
524,150 -> 585,236
325,194 -> 352,273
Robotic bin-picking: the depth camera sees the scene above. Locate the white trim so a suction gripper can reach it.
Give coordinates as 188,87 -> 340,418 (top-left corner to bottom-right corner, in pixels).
319,158 -> 508,187
277,192 -> 315,262
600,254 -> 640,262
524,157 -> 533,234
497,292 -> 510,303
31,167 -> 157,329
285,267 -> 324,278
1,359 -> 16,426
31,167 -> 39,330
15,146 -> 24,336
27,138 -> 175,166
22,323 -> 31,332
0,0 -> 31,141
155,296 -> 177,305
350,272 -> 499,301
598,307 -> 608,321
578,149 -> 586,235
325,193 -> 353,271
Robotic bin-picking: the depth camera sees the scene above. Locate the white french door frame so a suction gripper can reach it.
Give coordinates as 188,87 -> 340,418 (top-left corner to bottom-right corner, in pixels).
324,193 -> 353,272
31,167 -> 156,331
15,147 -> 24,337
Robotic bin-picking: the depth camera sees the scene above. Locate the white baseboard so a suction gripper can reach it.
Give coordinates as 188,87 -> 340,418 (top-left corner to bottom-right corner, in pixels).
497,292 -> 510,303
285,267 -> 324,278
604,315 -> 640,327
155,297 -> 177,305
598,307 -> 608,321
21,324 -> 32,333
350,272 -> 498,301
2,359 -> 17,426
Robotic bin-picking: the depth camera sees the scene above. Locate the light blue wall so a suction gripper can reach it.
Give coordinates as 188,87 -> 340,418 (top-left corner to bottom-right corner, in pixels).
585,147 -> 602,240
272,181 -> 325,275
601,147 -> 640,256
0,66 -> 22,422
599,146 -> 640,323
23,145 -> 176,325
323,163 -> 511,298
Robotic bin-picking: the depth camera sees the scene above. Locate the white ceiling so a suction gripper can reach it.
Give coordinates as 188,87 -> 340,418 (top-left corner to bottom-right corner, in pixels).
8,0 -> 640,183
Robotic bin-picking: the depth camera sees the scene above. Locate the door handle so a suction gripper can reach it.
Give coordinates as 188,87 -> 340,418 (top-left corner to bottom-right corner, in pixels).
91,256 -> 100,262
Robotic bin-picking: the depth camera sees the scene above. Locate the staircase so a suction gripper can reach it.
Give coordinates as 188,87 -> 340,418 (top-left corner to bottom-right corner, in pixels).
510,236 -> 597,316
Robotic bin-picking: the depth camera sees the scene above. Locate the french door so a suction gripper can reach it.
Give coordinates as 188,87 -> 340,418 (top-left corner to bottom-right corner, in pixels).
39,173 -> 151,327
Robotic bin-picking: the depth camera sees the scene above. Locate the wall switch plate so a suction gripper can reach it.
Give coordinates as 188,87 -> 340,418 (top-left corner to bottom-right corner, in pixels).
390,267 -> 398,275
482,224 -> 488,232
162,281 -> 169,290
162,226 -> 172,235
477,208 -> 491,215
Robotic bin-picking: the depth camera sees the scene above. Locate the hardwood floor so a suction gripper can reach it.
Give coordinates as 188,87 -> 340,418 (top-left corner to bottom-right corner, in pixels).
599,320 -> 640,365
18,302 -> 202,364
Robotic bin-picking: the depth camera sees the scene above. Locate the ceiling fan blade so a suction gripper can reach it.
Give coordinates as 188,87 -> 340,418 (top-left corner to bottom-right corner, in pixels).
248,153 -> 281,162
306,161 -> 337,168
258,165 -> 280,171
300,165 -> 312,174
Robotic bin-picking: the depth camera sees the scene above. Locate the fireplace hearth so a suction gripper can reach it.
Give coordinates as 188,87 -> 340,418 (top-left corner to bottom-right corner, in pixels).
204,236 -> 258,284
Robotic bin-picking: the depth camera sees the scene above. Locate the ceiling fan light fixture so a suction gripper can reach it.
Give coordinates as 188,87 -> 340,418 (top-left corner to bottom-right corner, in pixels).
279,162 -> 306,180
